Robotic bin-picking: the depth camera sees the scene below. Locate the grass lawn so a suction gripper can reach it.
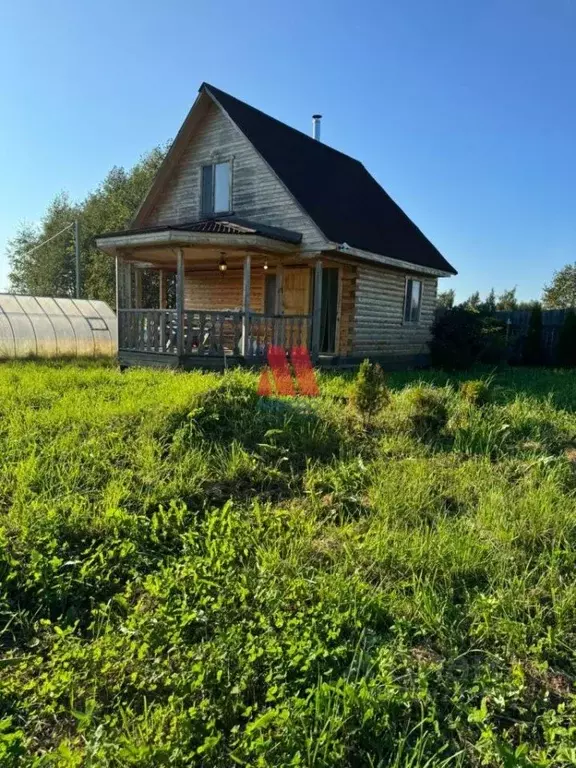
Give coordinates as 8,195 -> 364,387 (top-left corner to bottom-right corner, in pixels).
0,360 -> 575,766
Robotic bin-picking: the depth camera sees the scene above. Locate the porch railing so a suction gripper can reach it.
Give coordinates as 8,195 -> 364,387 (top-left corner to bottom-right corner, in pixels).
182,311 -> 243,356
247,314 -> 311,358
118,309 -> 178,354
118,309 -> 312,358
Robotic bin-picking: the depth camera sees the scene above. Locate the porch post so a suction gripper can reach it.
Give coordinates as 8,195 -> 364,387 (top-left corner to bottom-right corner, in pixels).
275,263 -> 284,347
115,252 -> 121,351
275,264 -> 283,314
125,263 -> 133,309
311,258 -> 323,359
176,248 -> 185,357
241,253 -> 251,358
158,269 -> 167,309
134,268 -> 143,309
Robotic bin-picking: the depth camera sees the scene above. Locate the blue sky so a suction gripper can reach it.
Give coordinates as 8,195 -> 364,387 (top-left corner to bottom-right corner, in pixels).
1,0 -> 575,300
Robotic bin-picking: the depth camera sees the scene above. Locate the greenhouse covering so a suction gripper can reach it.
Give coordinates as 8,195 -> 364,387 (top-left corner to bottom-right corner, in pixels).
0,294 -> 117,358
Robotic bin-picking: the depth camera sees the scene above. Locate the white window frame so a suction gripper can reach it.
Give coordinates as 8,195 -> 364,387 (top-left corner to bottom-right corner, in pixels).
200,159 -> 232,215
403,277 -> 423,324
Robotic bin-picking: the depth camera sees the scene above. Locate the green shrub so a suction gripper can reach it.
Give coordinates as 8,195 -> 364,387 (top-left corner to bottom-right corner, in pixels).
480,315 -> 508,364
459,379 -> 491,406
429,308 -> 505,370
404,386 -> 448,438
557,309 -> 576,367
350,359 -> 390,422
523,303 -> 543,365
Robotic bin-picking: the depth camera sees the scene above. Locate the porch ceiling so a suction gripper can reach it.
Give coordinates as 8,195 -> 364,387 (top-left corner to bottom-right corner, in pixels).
114,247 -> 310,271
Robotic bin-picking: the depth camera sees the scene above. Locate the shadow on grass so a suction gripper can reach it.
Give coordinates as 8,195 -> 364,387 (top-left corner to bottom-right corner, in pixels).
388,365 -> 576,412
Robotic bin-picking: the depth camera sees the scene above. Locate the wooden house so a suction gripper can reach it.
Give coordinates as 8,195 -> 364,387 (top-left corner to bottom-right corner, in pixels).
96,83 -> 457,369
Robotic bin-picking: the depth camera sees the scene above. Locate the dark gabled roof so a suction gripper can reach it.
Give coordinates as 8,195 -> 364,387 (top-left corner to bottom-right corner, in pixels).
203,83 -> 456,275
97,216 -> 302,245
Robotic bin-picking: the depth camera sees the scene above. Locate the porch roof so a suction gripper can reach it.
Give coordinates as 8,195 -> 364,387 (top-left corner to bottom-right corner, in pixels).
96,216 -> 303,250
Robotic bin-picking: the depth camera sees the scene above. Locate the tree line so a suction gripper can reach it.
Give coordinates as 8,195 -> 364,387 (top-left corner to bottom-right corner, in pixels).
439,265 -> 576,314
6,143 -> 576,312
7,146 -> 167,306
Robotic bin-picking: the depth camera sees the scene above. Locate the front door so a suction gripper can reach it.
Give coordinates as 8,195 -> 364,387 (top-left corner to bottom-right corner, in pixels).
319,267 -> 339,354
283,267 -> 310,315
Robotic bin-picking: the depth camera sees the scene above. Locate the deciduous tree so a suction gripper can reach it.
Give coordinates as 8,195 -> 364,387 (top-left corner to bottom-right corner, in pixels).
437,289 -> 455,309
7,146 -> 167,305
496,287 -> 518,311
542,263 -> 576,309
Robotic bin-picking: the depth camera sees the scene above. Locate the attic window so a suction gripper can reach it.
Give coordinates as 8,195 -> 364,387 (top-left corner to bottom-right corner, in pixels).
201,161 -> 231,215
404,278 -> 422,323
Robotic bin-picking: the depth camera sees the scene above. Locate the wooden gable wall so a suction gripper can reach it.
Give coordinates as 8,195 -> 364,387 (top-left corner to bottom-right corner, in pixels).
145,99 -> 327,251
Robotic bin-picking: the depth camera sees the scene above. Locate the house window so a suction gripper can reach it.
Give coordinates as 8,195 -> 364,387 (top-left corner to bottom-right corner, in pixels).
201,161 -> 231,215
404,278 -> 422,323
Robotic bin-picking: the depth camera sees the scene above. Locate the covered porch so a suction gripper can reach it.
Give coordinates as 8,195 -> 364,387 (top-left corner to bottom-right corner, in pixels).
103,222 -> 332,368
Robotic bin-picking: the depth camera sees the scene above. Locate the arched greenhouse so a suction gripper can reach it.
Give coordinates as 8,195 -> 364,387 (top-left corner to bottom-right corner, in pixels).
0,294 -> 117,358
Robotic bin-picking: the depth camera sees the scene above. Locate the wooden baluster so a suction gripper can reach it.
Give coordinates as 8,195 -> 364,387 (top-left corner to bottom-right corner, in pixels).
153,311 -> 159,351
205,311 -> 211,354
197,312 -> 204,354
183,312 -> 189,354
207,312 -> 214,354
208,313 -> 213,354
159,312 -> 165,353
171,311 -> 177,351
218,313 -> 224,354
209,313 -> 215,354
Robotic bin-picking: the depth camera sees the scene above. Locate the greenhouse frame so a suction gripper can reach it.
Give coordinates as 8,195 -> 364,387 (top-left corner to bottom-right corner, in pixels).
0,294 -> 117,358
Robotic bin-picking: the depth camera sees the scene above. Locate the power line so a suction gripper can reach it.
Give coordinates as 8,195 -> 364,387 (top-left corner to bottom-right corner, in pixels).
20,222 -> 75,259
19,220 -> 82,298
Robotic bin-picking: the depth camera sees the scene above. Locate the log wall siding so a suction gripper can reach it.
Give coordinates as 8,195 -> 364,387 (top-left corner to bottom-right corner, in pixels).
352,265 -> 437,356
184,269 -> 265,313
147,100 -> 327,250
337,265 -> 356,356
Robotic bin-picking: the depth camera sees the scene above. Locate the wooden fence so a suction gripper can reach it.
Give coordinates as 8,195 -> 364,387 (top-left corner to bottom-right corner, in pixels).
495,309 -> 569,363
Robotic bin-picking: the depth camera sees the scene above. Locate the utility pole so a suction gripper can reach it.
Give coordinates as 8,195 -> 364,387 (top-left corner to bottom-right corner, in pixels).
74,220 -> 80,298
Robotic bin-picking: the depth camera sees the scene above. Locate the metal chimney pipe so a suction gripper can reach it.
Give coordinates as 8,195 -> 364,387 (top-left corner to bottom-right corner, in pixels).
312,114 -> 322,141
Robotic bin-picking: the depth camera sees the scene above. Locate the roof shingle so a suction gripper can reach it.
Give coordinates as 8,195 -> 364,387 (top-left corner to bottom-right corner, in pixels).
97,216 -> 302,245
204,83 -> 456,275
